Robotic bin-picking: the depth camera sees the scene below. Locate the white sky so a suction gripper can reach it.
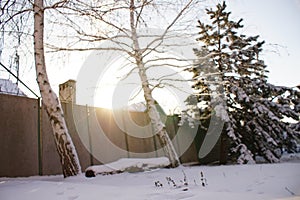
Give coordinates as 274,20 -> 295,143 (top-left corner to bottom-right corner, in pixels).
44,0 -> 300,90
225,0 -> 300,87
90,0 -> 300,110
1,0 -> 299,110
62,0 -> 299,85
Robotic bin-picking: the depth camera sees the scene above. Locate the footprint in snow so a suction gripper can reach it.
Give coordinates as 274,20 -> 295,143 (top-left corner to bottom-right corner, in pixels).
68,195 -> 79,200
56,191 -> 64,195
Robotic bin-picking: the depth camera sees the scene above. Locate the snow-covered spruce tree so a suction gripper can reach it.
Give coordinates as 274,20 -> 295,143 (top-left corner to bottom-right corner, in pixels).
186,2 -> 300,163
291,85 -> 300,134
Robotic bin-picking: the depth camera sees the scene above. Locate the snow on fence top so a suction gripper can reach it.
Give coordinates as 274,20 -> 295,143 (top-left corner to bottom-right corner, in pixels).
0,78 -> 26,96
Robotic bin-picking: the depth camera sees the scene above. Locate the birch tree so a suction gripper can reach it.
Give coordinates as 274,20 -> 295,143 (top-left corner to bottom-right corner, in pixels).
0,0 -> 82,177
128,0 -> 179,167
33,0 -> 81,177
46,0 -> 205,167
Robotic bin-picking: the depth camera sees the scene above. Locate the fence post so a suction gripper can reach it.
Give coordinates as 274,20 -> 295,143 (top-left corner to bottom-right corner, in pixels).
121,111 -> 130,158
37,97 -> 43,175
149,116 -> 158,158
86,105 -> 94,166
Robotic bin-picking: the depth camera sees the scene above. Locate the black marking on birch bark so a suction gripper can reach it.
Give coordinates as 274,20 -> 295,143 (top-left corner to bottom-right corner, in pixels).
50,116 -> 60,125
55,131 -> 79,176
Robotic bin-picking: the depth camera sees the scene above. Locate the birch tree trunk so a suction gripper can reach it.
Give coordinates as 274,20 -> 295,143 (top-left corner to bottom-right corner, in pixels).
129,0 -> 180,168
33,0 -> 81,177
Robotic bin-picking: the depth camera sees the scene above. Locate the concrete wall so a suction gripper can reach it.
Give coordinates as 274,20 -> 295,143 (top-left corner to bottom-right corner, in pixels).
0,94 -> 222,177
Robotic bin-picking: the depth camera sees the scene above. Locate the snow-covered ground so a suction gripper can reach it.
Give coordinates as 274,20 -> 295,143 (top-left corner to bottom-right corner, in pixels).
0,160 -> 300,200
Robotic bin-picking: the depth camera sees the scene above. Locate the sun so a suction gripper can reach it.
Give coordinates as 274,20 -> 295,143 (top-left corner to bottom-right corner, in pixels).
90,51 -> 192,114
93,75 -> 182,115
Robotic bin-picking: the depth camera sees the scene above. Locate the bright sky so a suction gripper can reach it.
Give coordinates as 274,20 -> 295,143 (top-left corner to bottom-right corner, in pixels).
90,0 -> 300,111
1,0 -> 299,111
77,50 -> 192,113
225,0 -> 300,87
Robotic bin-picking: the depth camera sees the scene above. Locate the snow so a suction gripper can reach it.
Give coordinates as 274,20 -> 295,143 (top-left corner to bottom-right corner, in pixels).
214,103 -> 230,122
127,102 -> 147,112
236,144 -> 255,164
0,78 -> 26,96
280,153 -> 300,163
1,159 -> 300,200
85,157 -> 170,175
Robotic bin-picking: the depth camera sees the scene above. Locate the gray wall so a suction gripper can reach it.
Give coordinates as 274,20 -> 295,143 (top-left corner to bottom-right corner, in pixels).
0,94 -> 221,177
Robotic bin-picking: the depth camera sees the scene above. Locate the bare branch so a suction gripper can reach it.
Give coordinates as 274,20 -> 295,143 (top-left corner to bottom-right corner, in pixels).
135,0 -> 153,28
1,8 -> 32,26
141,0 -> 195,55
45,43 -> 129,53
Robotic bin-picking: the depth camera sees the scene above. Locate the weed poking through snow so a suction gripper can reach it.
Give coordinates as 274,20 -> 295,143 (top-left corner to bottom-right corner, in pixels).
166,176 -> 177,188
154,181 -> 163,187
200,171 -> 207,187
155,170 -> 208,191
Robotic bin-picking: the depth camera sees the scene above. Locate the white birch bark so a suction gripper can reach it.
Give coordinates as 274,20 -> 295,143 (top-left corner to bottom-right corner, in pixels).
129,0 -> 180,167
33,0 -> 81,177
